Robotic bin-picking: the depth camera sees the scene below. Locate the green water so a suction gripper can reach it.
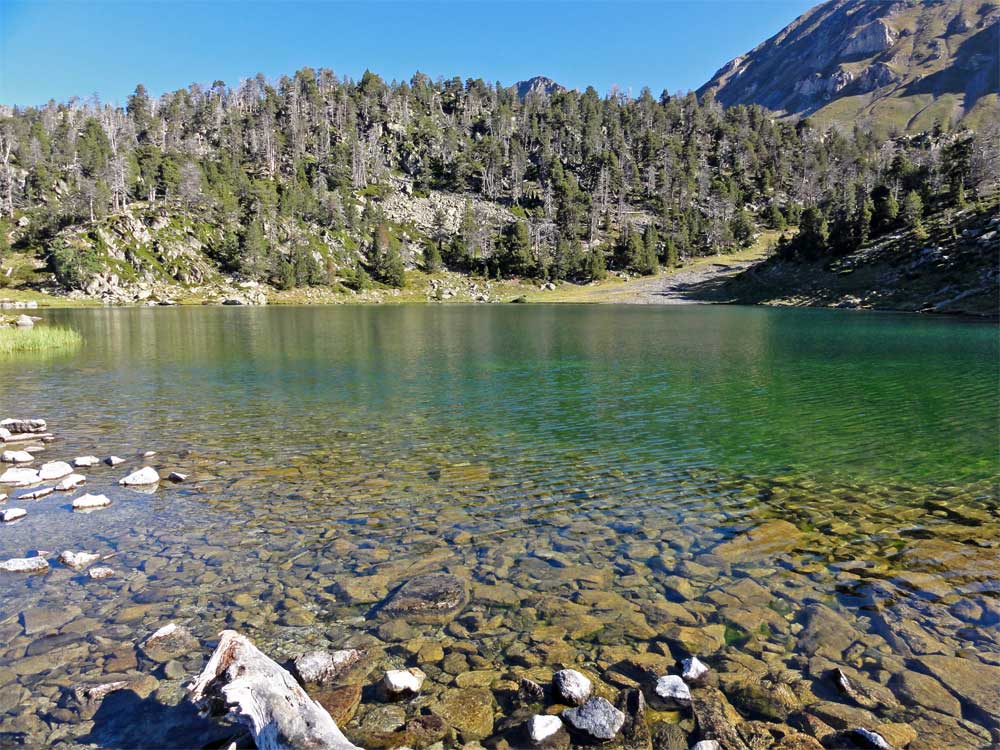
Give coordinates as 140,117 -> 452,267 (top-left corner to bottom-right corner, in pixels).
0,305 -> 997,748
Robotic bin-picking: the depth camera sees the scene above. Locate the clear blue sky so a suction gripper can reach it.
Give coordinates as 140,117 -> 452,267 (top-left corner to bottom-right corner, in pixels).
0,0 -> 816,106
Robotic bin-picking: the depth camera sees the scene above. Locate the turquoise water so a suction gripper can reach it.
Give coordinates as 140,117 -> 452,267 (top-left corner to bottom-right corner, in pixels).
0,305 -> 997,748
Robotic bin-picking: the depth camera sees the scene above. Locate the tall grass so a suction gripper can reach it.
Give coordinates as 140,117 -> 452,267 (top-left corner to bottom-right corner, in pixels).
0,325 -> 83,355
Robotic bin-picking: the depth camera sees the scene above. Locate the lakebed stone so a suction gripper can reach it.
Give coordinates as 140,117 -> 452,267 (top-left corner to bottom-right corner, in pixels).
0,555 -> 49,573
380,573 -> 468,623
293,648 -> 365,684
141,623 -> 198,662
432,687 -> 495,741
553,668 -> 592,706
72,493 -> 111,510
563,696 -> 626,741
119,466 -> 160,485
382,667 -> 426,698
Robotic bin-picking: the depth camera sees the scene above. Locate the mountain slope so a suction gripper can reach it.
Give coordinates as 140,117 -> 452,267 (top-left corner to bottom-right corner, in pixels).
699,0 -> 1000,132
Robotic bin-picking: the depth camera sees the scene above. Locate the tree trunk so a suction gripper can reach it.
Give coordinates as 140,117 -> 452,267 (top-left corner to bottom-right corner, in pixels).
189,630 -> 361,750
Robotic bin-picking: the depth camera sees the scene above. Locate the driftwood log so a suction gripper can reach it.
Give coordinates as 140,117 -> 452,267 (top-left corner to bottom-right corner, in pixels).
189,630 -> 361,750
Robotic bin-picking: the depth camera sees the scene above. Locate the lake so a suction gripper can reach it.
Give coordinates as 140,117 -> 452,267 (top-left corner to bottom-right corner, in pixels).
1,305 -> 997,749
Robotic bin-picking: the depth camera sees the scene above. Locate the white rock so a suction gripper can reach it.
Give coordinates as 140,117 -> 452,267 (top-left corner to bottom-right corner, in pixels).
527,714 -> 564,742
88,566 -> 114,579
691,742 -> 721,750
142,450 -> 157,457
553,668 -> 592,706
0,418 -> 47,434
294,649 -> 364,683
38,461 -> 73,480
74,456 -> 100,467
1,508 -> 27,523
168,471 -> 187,482
119,466 -> 159,485
59,550 -> 101,569
23,444 -> 45,453
55,473 -> 86,491
72,493 -> 111,510
682,656 -> 709,684
0,556 -> 49,573
151,623 -> 179,640
17,486 -> 53,500
104,456 -> 125,466
655,675 -> 692,707
382,667 -> 426,697
1,450 -> 33,463
0,493 -> 6,502
0,467 -> 39,485
0,427 -> 10,441
15,314 -> 33,327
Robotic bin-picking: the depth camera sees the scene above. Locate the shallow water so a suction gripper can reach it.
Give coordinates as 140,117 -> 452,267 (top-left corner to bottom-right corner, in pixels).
0,305 -> 997,748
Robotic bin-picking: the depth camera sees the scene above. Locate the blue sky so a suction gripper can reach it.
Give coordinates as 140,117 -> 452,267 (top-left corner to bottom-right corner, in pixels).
0,1 -> 816,106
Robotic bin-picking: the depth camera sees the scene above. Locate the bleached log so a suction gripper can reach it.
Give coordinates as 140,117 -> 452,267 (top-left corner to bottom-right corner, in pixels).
188,630 -> 361,750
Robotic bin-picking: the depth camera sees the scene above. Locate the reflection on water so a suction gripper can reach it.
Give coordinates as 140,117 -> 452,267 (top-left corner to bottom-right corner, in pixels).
0,305 -> 997,748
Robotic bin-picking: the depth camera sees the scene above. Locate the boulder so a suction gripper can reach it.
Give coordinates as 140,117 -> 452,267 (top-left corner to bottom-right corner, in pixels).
15,314 -> 34,327
915,655 -> 1000,728
1,450 -> 33,463
691,687 -> 749,750
683,656 -> 711,685
889,670 -> 961,717
119,466 -> 160,485
380,573 -> 468,623
563,696 -> 626,741
1,418 -> 47,433
74,456 -> 100,467
553,668 -> 592,706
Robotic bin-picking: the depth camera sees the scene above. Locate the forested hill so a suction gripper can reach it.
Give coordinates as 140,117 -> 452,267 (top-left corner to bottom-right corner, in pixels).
699,0 -> 1000,134
0,67 -> 998,305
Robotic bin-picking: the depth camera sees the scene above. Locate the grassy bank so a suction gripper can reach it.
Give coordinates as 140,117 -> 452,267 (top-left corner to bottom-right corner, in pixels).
0,325 -> 83,355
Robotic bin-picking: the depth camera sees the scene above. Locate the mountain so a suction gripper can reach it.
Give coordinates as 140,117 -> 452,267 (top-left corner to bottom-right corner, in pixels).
698,0 -> 1000,133
513,76 -> 566,99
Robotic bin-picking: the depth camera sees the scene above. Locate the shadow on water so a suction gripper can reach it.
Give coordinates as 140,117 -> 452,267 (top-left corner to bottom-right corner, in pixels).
76,690 -> 246,750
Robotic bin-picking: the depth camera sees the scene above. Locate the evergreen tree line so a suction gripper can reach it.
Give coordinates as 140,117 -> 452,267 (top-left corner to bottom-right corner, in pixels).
0,68 -> 997,289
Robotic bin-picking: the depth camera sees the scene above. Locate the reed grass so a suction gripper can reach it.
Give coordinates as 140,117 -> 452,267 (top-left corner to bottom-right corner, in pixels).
0,325 -> 83,354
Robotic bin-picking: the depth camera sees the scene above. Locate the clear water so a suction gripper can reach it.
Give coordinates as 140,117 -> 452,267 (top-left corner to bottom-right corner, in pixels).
1,305 -> 997,748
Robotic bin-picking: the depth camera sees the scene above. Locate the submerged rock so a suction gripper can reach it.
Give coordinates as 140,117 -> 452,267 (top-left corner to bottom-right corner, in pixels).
553,668 -> 592,706
563,696 -> 626,741
17,486 -> 53,500
915,655 -> 1000,728
713,519 -> 801,562
431,687 -> 495,741
527,714 -> 569,749
380,573 -> 468,623
72,493 -> 111,510
683,656 -> 711,685
168,471 -> 188,482
119,466 -> 160,485
691,687 -> 749,750
141,623 -> 198,662
59,550 -> 101,570
88,566 -> 115,579
0,556 -> 49,573
38,461 -> 73,480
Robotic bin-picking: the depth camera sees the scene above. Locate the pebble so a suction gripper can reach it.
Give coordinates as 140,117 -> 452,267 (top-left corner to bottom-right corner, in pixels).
142,451 -> 157,457
119,466 -> 160,485
553,668 -> 592,706
1,507 -> 26,523
168,471 -> 187,482
383,667 -> 426,698
72,493 -> 111,510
